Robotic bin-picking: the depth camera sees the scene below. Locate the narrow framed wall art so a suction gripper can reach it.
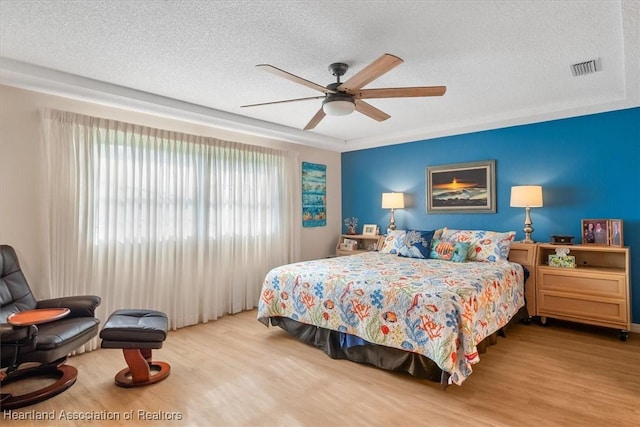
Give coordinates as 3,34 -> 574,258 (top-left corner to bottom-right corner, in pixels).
302,162 -> 327,227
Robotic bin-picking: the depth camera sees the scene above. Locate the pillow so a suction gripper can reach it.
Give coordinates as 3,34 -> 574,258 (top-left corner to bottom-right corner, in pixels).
429,239 -> 469,262
439,229 -> 516,262
379,230 -> 406,254
439,227 -> 449,237
397,229 -> 435,259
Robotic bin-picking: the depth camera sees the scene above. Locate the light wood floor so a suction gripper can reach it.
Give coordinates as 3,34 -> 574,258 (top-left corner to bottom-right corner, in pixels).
2,310 -> 639,426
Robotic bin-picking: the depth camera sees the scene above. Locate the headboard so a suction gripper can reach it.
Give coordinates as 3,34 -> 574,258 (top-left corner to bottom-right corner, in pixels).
508,242 -> 538,318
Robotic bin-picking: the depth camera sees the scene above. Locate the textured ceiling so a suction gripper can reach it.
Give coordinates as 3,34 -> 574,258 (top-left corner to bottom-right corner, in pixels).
1,0 -> 638,152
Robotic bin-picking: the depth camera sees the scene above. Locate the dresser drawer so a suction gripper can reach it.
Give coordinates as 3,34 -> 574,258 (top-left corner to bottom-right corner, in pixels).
537,292 -> 628,327
538,268 -> 626,298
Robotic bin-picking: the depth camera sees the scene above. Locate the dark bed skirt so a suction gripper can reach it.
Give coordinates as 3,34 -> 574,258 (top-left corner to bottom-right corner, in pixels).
265,306 -> 527,388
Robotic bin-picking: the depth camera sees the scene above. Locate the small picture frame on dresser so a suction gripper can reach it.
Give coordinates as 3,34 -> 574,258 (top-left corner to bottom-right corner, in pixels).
581,219 -> 609,245
362,224 -> 377,236
608,219 -> 623,247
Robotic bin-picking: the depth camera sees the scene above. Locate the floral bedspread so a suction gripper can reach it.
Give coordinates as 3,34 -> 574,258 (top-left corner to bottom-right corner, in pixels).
257,252 -> 525,385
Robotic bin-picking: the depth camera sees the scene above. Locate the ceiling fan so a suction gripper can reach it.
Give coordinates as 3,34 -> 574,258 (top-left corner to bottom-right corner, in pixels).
241,53 -> 446,130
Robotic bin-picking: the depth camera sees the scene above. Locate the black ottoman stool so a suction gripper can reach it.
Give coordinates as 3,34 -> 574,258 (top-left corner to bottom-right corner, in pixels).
100,309 -> 170,387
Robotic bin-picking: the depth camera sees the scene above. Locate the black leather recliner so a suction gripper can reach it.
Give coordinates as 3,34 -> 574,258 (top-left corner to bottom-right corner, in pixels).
0,244 -> 101,409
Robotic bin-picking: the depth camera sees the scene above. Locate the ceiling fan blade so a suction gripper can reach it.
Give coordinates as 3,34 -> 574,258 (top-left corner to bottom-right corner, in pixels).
241,96 -> 325,108
303,108 -> 326,130
355,86 -> 447,99
257,64 -> 334,94
338,53 -> 404,93
354,99 -> 390,122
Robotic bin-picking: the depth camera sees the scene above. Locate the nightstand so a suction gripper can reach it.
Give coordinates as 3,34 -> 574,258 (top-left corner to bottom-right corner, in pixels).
535,243 -> 630,341
336,234 -> 386,256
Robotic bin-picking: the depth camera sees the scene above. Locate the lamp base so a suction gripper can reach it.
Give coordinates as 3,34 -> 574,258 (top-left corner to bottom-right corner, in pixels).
388,209 -> 396,231
521,208 -> 535,244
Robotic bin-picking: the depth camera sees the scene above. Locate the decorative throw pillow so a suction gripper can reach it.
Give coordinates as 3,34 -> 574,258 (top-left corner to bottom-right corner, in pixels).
397,229 -> 435,259
429,239 -> 469,262
433,228 -> 444,240
379,230 -> 406,254
439,229 -> 516,262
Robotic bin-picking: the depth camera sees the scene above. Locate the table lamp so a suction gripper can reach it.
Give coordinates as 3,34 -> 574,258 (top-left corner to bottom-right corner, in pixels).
510,185 -> 543,243
381,192 -> 405,231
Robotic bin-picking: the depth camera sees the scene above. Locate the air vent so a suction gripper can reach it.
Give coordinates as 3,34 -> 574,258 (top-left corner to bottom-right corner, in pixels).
571,59 -> 600,77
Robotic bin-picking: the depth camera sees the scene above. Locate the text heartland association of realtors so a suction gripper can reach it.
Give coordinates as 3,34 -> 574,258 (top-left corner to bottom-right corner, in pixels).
3,409 -> 183,421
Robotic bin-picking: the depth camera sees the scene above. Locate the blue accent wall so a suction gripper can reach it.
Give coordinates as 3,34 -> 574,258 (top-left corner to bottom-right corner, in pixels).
342,107 -> 640,323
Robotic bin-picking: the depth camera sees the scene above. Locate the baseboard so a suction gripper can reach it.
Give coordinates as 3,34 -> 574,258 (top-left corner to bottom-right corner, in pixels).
630,323 -> 640,333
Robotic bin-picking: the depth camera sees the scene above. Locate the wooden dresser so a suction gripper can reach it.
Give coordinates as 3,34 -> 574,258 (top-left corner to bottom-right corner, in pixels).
535,243 -> 630,340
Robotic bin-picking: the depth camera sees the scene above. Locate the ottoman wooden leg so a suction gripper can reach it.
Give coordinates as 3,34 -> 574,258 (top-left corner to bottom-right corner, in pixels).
114,349 -> 171,388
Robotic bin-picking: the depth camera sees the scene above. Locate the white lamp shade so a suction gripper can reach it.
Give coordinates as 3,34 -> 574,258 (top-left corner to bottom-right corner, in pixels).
510,185 -> 543,207
323,99 -> 356,116
382,192 -> 405,209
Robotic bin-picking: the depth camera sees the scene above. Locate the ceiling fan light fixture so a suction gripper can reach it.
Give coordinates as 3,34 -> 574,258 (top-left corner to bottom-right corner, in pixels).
247,54 -> 446,129
323,99 -> 356,116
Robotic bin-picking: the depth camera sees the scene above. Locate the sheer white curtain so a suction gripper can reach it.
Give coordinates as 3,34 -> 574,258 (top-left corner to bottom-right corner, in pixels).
40,109 -> 300,349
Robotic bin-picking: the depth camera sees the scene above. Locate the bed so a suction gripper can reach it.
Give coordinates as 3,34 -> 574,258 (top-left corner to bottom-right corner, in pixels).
257,229 -> 534,386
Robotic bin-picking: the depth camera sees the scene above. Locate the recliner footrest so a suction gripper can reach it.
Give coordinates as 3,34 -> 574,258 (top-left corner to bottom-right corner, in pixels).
100,309 -> 170,387
100,309 -> 168,348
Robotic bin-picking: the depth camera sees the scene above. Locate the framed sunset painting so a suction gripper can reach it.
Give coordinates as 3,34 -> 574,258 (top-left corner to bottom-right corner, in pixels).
426,160 -> 496,213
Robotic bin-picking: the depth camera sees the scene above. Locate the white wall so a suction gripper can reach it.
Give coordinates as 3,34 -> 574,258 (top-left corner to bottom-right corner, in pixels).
0,85 -> 341,298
